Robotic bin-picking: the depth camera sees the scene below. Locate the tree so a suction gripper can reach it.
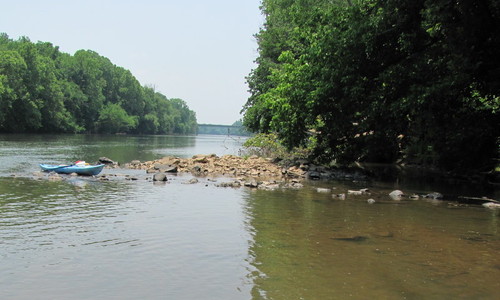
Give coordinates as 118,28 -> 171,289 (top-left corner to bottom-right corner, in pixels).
243,0 -> 500,172
96,103 -> 138,133
0,33 -> 198,135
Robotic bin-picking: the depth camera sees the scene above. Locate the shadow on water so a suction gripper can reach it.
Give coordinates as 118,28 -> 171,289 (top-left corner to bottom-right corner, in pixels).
361,163 -> 499,200
241,184 -> 500,299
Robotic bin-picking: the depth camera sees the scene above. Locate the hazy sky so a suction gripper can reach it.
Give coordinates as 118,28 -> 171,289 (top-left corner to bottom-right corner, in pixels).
0,0 -> 263,125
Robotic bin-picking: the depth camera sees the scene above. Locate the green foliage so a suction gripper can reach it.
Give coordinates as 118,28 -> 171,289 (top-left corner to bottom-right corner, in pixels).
243,0 -> 500,172
0,34 -> 197,134
96,103 -> 138,133
243,133 -> 289,158
242,132 -> 313,159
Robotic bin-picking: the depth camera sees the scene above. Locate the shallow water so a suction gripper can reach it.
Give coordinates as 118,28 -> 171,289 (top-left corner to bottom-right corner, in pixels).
0,134 -> 499,299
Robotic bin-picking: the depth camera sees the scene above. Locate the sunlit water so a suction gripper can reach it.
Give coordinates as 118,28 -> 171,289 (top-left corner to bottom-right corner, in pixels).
0,134 -> 499,299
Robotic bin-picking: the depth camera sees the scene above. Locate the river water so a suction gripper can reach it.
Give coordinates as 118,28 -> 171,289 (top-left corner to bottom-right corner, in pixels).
0,134 -> 499,299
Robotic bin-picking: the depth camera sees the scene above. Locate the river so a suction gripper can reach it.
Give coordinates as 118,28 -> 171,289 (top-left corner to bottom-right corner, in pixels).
0,134 -> 499,299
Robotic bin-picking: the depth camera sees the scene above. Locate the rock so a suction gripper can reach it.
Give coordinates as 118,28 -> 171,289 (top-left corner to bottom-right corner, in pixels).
316,187 -> 331,193
482,202 -> 500,209
331,236 -> 369,242
299,164 -> 310,171
287,166 -> 307,178
308,171 -> 321,180
283,182 -> 304,189
332,193 -> 346,200
154,164 -> 178,173
153,173 -> 168,182
347,189 -> 362,195
193,154 -> 214,163
457,196 -> 499,205
424,192 -> 443,199
184,178 -> 199,184
244,179 -> 259,188
164,165 -> 178,173
217,181 -> 242,188
48,172 -> 63,181
99,157 -> 117,165
367,198 -> 376,204
191,165 -> 206,176
130,160 -> 141,166
389,190 -> 404,200
258,181 -> 280,190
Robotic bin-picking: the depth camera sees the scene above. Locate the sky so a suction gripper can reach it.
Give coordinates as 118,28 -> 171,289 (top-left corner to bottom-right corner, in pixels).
0,0 -> 264,125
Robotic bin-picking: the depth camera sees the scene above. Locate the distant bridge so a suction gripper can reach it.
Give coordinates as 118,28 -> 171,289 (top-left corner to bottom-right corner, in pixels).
197,124 -> 248,136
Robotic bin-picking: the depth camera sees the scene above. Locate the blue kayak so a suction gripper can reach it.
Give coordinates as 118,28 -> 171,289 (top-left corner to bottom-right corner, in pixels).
40,164 -> 105,176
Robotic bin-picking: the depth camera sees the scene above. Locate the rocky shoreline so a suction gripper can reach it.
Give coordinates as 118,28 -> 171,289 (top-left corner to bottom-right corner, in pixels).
123,154 -> 370,182
30,154 -> 499,208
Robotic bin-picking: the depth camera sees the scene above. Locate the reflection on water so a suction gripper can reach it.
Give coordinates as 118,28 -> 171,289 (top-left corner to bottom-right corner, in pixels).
0,134 -> 499,299
242,186 -> 500,299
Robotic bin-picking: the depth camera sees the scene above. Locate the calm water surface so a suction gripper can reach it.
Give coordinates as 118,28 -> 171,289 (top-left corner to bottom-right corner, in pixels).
0,134 -> 499,299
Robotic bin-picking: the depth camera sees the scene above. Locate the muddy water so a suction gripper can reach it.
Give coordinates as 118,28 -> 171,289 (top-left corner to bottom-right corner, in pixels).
0,134 -> 498,299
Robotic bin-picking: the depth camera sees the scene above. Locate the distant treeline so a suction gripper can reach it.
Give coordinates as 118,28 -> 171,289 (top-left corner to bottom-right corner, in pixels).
0,33 -> 197,134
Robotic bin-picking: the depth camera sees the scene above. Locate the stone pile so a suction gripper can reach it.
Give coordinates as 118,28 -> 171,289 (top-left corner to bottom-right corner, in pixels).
125,154 -> 287,178
124,153 -> 370,182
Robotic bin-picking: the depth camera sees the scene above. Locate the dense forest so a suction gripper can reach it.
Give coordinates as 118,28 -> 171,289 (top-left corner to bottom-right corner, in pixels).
0,33 -> 197,135
243,0 -> 499,172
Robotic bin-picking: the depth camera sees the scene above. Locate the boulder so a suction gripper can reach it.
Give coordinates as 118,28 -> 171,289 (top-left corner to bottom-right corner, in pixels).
154,163 -> 178,173
153,173 -> 168,182
389,190 -> 404,200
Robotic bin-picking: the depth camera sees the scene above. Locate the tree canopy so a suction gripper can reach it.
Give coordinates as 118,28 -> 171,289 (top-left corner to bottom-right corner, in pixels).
243,0 -> 499,172
0,33 -> 197,134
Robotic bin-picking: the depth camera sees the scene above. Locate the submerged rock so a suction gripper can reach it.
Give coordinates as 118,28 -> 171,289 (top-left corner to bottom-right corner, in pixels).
424,192 -> 443,199
483,202 -> 500,209
183,178 -> 199,184
47,172 -> 63,181
331,236 -> 369,242
332,193 -> 346,200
